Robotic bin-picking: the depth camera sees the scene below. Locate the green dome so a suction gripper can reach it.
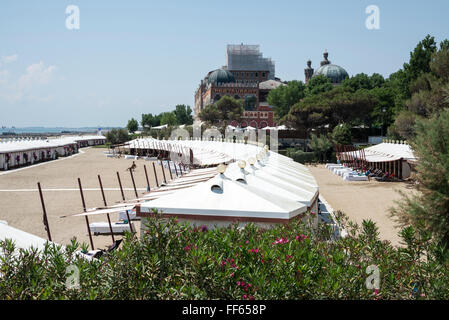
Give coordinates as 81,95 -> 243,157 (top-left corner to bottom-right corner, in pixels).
313,64 -> 349,84
208,69 -> 235,85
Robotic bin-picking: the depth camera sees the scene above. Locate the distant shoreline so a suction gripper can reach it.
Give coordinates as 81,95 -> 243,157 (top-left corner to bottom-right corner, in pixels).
0,127 -> 120,137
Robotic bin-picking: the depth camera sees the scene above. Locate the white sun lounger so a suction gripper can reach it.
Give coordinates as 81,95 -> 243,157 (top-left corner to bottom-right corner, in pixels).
343,173 -> 369,181
89,221 -> 135,235
118,209 -> 137,221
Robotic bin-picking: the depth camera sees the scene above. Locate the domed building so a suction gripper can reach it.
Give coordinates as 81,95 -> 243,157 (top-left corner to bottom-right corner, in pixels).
304,50 -> 349,85
194,44 -> 283,128
207,69 -> 236,85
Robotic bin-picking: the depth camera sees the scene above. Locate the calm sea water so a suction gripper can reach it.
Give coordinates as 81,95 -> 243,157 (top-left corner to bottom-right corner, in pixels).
0,127 -> 115,134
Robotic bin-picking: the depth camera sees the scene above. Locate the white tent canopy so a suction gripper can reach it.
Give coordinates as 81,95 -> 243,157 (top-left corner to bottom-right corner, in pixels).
138,145 -> 319,224
340,142 -> 416,163
0,223 -> 61,259
139,174 -> 307,221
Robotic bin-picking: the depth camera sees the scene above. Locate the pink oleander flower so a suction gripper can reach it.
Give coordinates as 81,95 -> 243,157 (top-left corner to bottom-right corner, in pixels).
230,273 -> 234,277
249,296 -> 254,300
184,245 -> 191,251
242,294 -> 247,299
273,237 -> 289,244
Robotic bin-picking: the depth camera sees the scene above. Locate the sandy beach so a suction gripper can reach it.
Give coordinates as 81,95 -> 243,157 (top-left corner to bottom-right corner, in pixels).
0,147 -> 172,250
1,148 -> 413,250
306,164 -> 415,246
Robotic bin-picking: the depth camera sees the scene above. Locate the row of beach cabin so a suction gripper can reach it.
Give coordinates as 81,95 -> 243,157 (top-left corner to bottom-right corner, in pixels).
0,135 -> 106,171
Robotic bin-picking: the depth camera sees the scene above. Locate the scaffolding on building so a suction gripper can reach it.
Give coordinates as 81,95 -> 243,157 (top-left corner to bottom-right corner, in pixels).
225,44 -> 275,79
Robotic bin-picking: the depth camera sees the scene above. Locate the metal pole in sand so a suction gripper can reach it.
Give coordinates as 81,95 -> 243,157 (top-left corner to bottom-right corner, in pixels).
97,175 -> 115,243
143,164 -> 151,192
115,171 -> 134,234
37,182 -> 52,242
152,162 -> 159,187
77,178 -> 94,251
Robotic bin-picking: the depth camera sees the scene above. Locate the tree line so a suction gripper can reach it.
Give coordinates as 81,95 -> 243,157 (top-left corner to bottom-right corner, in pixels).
268,35 -> 449,142
127,104 -> 194,133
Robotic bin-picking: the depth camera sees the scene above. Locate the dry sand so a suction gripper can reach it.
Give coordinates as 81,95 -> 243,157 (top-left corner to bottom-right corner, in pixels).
306,164 -> 416,246
0,149 -> 413,250
0,147 -> 172,250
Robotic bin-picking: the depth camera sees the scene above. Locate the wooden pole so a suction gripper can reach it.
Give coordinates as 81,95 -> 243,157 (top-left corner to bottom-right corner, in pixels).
167,160 -> 173,180
174,161 -> 179,177
144,164 -> 151,192
115,172 -> 134,234
98,175 -> 115,243
37,182 -> 52,242
152,162 -> 159,187
129,167 -> 138,198
116,171 -> 125,201
160,160 -> 167,184
77,178 -> 94,250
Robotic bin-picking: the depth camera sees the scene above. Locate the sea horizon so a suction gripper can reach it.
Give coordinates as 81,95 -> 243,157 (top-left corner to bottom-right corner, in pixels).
0,126 -> 122,135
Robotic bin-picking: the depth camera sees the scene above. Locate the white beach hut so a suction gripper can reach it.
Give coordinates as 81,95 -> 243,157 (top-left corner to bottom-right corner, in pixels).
137,173 -> 308,230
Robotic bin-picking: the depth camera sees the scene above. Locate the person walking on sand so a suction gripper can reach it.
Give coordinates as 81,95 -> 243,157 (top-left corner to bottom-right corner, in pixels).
127,161 -> 137,172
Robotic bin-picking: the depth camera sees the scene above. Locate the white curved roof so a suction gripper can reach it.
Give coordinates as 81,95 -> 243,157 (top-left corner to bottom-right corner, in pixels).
0,135 -> 106,154
138,140 -> 319,222
341,142 -> 417,163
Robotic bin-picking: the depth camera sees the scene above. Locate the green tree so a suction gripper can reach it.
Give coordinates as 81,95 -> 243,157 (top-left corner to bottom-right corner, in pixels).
391,110 -> 419,140
288,86 -> 378,130
105,128 -> 130,144
331,124 -> 352,146
305,75 -> 333,97
403,34 -> 438,95
173,104 -> 193,125
243,95 -> 257,111
391,108 -> 449,251
141,113 -> 161,129
342,73 -> 385,91
198,104 -> 221,125
126,118 -> 139,133
160,112 -> 177,126
308,134 -> 333,162
370,85 -> 395,132
430,48 -> 449,80
215,96 -> 244,126
267,80 -> 305,120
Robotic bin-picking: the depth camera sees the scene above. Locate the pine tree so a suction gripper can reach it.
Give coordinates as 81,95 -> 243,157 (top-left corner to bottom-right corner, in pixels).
391,108 -> 449,250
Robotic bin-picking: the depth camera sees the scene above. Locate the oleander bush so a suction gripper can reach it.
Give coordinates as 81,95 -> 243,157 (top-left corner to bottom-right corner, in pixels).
1,211 -> 449,300
286,148 -> 316,164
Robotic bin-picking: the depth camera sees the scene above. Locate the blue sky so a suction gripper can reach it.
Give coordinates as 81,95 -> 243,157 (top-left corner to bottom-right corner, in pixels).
0,0 -> 448,127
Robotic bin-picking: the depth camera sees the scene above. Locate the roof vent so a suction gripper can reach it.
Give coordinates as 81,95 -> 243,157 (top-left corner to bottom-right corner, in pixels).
210,177 -> 223,194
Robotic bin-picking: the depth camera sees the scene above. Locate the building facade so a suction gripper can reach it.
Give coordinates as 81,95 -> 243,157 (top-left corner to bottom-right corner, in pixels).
194,44 -> 284,128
